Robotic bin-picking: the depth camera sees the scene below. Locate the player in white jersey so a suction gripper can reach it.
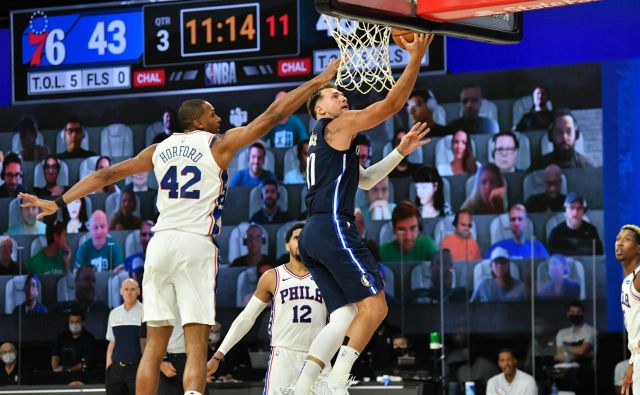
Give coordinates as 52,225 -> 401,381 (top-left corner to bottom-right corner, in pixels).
206,223 -> 328,394
18,59 -> 340,395
616,224 -> 640,395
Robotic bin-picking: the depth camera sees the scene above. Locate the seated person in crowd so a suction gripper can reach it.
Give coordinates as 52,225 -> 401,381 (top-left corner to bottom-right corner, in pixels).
486,348 -> 538,395
0,153 -> 26,198
57,265 -> 109,314
17,115 -> 49,161
553,301 -> 594,392
34,155 -> 67,197
547,193 -> 603,255
406,90 -> 447,136
0,237 -> 24,275
516,86 -> 554,131
412,249 -> 467,304
75,210 -> 125,272
229,142 -> 278,187
230,224 -> 275,268
0,342 -> 23,386
413,166 -> 449,218
95,156 -> 120,194
28,220 -> 71,275
492,131 -> 520,173
249,180 -> 292,224
57,117 -> 96,159
470,247 -> 526,303
538,254 -> 581,300
13,274 -> 48,314
389,129 -> 421,178
283,139 -> 308,184
440,210 -> 482,261
536,109 -> 595,169
124,220 -> 154,288
361,177 -> 396,221
437,129 -> 480,176
262,91 -> 308,148
380,201 -> 437,262
109,189 -> 142,230
51,311 -> 96,373
126,172 -> 153,192
524,164 -> 566,213
484,204 -> 549,260
152,109 -> 178,144
446,85 -> 499,135
7,198 -> 46,236
62,198 -> 90,233
461,163 -> 507,215
355,134 -> 372,168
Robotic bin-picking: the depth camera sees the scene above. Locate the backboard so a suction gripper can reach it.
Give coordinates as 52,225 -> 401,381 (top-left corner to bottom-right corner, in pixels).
315,0 -> 523,44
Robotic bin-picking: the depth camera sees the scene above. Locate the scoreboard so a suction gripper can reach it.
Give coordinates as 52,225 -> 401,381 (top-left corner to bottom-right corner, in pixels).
11,0 -> 446,103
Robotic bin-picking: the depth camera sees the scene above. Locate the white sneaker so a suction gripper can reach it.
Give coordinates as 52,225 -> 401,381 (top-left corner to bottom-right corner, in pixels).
277,387 -> 296,395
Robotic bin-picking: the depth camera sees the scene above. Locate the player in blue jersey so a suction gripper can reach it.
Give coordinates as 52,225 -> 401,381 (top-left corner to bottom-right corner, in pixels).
282,33 -> 433,395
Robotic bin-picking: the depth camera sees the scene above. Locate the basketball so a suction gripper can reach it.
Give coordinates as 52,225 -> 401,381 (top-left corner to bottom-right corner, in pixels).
391,28 -> 416,50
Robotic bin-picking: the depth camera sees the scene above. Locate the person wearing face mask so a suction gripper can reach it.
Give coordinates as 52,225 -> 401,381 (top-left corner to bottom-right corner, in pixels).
105,279 -> 143,395
552,301 -> 595,393
0,342 -> 24,386
51,311 -> 96,373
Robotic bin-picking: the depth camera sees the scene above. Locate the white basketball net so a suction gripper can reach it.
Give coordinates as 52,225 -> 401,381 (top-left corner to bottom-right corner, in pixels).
324,16 -> 395,94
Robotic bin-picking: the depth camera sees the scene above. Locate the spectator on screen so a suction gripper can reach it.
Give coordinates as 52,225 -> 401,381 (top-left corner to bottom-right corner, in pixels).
109,189 -> 142,231
34,155 -> 67,197
0,153 -> 26,198
440,210 -> 482,261
524,164 -> 566,213
75,210 -> 124,273
249,180 -> 292,224
126,172 -> 152,192
446,85 -> 499,135
17,115 -> 49,161
284,139 -> 309,185
360,177 -> 396,221
484,204 -> 549,260
355,134 -> 372,168
437,130 -> 480,176
379,201 -> 437,263
412,166 -> 449,218
56,266 -> 109,314
516,86 -> 554,131
262,91 -> 309,148
461,164 -> 507,215
152,109 -> 179,144
229,142 -> 278,187
94,156 -> 120,194
0,237 -> 24,275
406,90 -> 447,136
547,193 -> 603,255
389,129 -> 421,178
57,117 -> 96,159
13,274 -> 48,314
124,220 -> 154,290
538,254 -> 580,300
28,220 -> 71,275
7,198 -> 46,236
536,109 -> 595,169
62,198 -> 90,233
470,247 -> 526,303
230,224 -> 275,268
492,131 -> 519,173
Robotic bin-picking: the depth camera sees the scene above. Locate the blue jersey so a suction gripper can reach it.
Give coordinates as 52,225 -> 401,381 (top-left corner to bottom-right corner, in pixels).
305,118 -> 359,221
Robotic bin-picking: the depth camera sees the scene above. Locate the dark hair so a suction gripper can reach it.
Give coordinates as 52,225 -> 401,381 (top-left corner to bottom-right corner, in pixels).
478,163 -> 504,189
297,139 -> 309,173
95,156 -> 112,171
497,347 -> 516,359
64,117 -> 84,129
492,131 -> 520,153
68,310 -> 85,322
43,154 -> 61,172
431,249 -> 452,268
25,274 -> 41,290
410,90 -> 427,101
285,222 -> 305,243
412,166 -> 445,216
392,129 -> 406,148
452,209 -> 472,227
18,115 -> 38,133
249,142 -> 266,158
178,99 -> 207,131
120,189 -> 137,210
451,130 -> 477,174
364,239 -> 381,262
568,300 -> 584,312
355,133 -> 371,148
261,179 -> 278,191
1,153 -> 23,179
46,220 -> 67,245
550,108 -> 580,141
391,201 -> 421,228
163,108 -> 179,133
62,197 -> 89,226
461,84 -> 482,97
306,82 -> 336,119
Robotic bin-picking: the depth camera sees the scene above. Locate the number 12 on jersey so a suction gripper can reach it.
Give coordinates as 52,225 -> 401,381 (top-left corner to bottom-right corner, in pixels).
160,165 -> 201,199
292,305 -> 311,323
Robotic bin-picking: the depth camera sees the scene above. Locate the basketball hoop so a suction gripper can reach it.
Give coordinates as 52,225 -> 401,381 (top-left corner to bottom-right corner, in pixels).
323,15 -> 395,94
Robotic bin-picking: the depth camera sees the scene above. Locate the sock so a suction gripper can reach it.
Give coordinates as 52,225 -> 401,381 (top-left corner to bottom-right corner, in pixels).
328,346 -> 359,386
294,359 -> 323,394
184,392 -> 202,395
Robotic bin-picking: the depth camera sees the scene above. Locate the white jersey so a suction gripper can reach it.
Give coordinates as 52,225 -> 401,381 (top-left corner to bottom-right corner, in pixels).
152,131 -> 228,236
268,265 -> 327,352
621,268 -> 640,354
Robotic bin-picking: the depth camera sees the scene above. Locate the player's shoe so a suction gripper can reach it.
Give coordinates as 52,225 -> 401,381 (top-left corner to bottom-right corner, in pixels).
277,387 -> 296,395
311,375 -> 355,395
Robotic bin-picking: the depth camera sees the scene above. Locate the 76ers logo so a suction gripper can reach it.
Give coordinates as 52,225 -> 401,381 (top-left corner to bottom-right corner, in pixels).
27,10 -> 50,66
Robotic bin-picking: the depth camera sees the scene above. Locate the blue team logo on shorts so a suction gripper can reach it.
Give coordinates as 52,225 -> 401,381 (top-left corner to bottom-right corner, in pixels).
361,273 -> 374,288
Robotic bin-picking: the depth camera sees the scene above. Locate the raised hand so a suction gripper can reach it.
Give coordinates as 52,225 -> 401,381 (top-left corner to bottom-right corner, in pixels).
18,192 -> 57,220
401,33 -> 435,60
318,56 -> 342,83
396,122 -> 431,156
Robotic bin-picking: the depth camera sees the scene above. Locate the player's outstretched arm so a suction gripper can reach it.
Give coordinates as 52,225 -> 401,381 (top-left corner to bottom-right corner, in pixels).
330,33 -> 434,136
212,59 -> 341,169
359,122 -> 430,190
19,145 -> 157,220
206,268 -> 276,377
